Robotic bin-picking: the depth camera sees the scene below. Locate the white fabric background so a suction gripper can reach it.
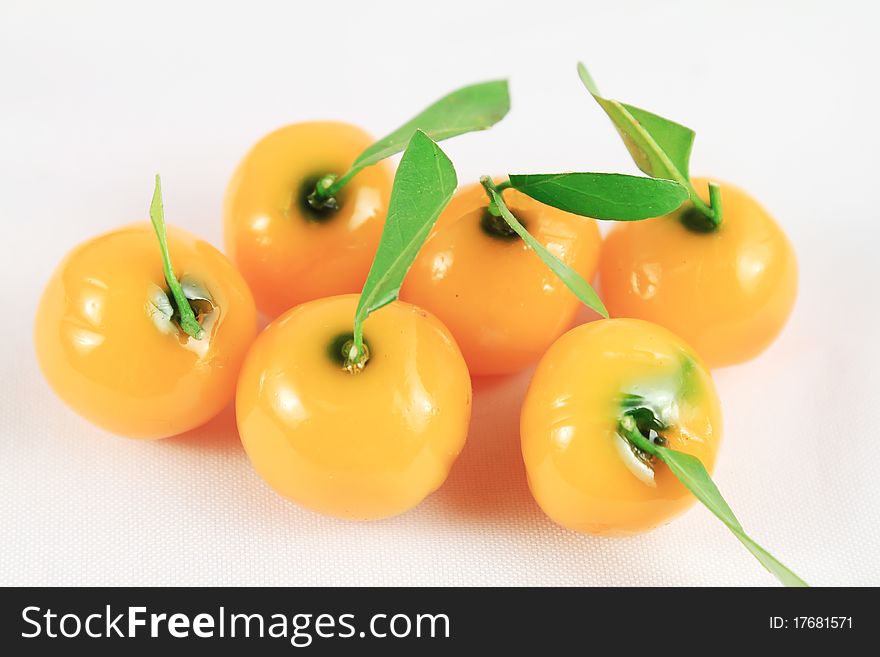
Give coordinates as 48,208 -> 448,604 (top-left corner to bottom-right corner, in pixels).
1,0 -> 878,587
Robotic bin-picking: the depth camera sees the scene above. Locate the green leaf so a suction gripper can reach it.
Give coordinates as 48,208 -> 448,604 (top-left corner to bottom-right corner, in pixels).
618,415 -> 808,587
330,80 -> 509,195
508,173 -> 688,221
148,175 -> 203,340
577,63 -> 695,182
576,62 -> 722,224
484,182 -> 608,318
657,448 -> 808,587
353,131 -> 457,349
621,103 -> 695,179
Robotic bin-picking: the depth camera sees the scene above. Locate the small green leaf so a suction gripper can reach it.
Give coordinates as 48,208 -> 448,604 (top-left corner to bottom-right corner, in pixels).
352,131 -> 457,351
577,63 -> 600,95
655,447 -> 742,531
657,448 -> 808,588
483,180 -> 608,318
328,80 -> 509,196
508,173 -> 688,221
618,414 -> 808,587
577,63 -> 719,223
621,104 -> 695,178
578,63 -> 695,182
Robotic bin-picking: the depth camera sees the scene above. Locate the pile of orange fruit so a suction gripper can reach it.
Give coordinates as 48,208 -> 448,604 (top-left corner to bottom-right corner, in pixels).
33,65 -> 801,584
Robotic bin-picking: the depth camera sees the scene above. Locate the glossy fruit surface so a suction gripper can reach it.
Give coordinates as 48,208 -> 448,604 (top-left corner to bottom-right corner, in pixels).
224,121 -> 392,318
599,178 -> 797,368
236,294 -> 471,520
521,318 -> 721,535
400,182 -> 601,376
34,223 -> 257,439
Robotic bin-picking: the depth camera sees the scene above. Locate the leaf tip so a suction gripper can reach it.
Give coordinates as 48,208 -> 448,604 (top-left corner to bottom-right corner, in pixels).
498,77 -> 511,100
485,78 -> 512,119
414,129 -> 455,178
150,174 -> 163,218
409,127 -> 431,145
577,62 -> 600,96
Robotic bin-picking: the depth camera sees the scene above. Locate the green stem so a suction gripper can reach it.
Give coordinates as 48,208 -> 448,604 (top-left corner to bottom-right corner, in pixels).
341,335 -> 369,374
350,322 -> 366,367
685,181 -> 716,223
309,163 -> 365,210
617,414 -> 667,460
483,178 -> 512,217
307,173 -> 341,211
481,176 -> 506,216
707,181 -> 723,227
681,178 -> 723,229
323,168 -> 356,199
149,175 -> 203,340
679,180 -> 724,232
310,168 -> 355,207
348,300 -> 374,372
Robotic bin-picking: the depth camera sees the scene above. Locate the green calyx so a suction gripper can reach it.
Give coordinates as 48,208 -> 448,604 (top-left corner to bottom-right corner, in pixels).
679,182 -> 725,233
480,198 -> 520,241
481,179 -> 517,239
327,332 -> 371,374
480,209 -> 520,240
304,174 -> 341,217
680,206 -> 717,233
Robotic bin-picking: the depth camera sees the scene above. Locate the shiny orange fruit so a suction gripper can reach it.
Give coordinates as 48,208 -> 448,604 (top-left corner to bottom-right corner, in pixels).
400,181 -> 602,376
235,294 -> 472,519
224,122 -> 392,318
599,178 -> 797,368
34,223 -> 257,439
521,318 -> 722,535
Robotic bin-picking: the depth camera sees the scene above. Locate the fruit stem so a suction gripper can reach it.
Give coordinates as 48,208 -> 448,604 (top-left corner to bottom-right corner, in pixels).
325,168 -> 357,197
494,179 -> 512,193
311,164 -> 361,206
149,175 -> 204,340
479,177 -> 521,239
617,412 -> 664,455
707,181 -> 723,227
342,337 -> 370,374
307,173 -> 341,211
683,179 -> 723,230
480,176 -> 507,217
350,321 -> 367,369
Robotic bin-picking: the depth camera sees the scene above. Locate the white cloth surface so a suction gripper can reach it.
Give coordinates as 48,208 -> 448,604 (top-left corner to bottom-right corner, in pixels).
1,0 -> 878,586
